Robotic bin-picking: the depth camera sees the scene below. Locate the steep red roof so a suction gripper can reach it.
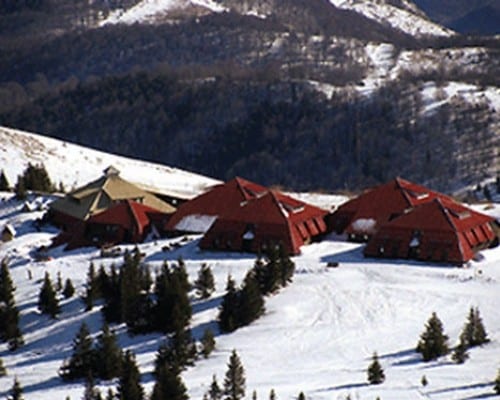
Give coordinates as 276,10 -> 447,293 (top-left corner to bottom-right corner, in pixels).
89,200 -> 166,238
165,177 -> 268,232
330,177 -> 453,236
200,190 -> 328,255
365,198 -> 496,264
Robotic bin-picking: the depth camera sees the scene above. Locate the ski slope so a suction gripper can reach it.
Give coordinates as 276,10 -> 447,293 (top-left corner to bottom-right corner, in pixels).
0,128 -> 499,399
0,190 -> 499,400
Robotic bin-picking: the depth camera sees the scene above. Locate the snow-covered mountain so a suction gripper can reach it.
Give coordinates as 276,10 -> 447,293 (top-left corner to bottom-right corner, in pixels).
328,0 -> 454,37
0,128 -> 500,400
100,0 -> 454,37
0,125 -> 219,200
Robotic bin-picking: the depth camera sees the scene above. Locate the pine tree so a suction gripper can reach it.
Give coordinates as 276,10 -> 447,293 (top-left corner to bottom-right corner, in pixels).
0,258 -> 24,350
223,350 -> 246,400
56,271 -> 63,292
200,328 -> 216,358
0,170 -> 10,191
60,323 -> 95,381
494,369 -> 500,394
63,278 -> 75,299
459,307 -> 489,348
269,388 -> 276,400
238,270 -> 265,327
208,374 -> 222,400
38,272 -> 60,318
14,176 -> 26,200
117,350 -> 144,400
451,339 -> 469,364
82,374 -> 102,400
218,275 -> 239,333
367,352 -> 385,384
194,263 -> 215,299
7,377 -> 23,400
297,392 -> 305,400
416,312 -> 449,361
0,356 -> 7,376
278,245 -> 295,287
84,263 -> 97,311
150,363 -> 188,400
94,323 -> 122,380
421,375 -> 428,387
102,264 -> 121,324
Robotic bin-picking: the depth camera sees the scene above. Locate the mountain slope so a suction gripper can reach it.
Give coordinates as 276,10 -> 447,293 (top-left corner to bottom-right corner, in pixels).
0,125 -> 219,199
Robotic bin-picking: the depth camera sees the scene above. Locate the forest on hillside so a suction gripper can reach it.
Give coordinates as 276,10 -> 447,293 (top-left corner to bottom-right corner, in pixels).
1,71 -> 496,192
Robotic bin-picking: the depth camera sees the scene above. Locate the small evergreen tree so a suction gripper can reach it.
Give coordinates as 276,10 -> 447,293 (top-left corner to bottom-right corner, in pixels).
223,350 -> 246,400
83,263 -> 97,311
8,377 -> 23,400
459,307 -> 489,348
14,177 -> 26,200
94,323 -> 122,380
297,392 -> 305,400
82,374 -> 102,400
451,339 -> 469,364
494,369 -> 500,395
367,352 -> 385,385
416,312 -> 449,361
421,375 -> 428,387
0,258 -> 24,350
60,323 -> 95,381
63,278 -> 75,299
194,263 -> 215,299
56,271 -> 63,292
38,272 -> 60,318
208,374 -> 222,400
150,362 -> 188,400
218,275 -> 239,333
0,356 -> 7,376
0,170 -> 10,191
269,388 -> 276,400
200,328 -> 216,358
238,270 -> 265,327
117,350 -> 144,400
252,390 -> 257,400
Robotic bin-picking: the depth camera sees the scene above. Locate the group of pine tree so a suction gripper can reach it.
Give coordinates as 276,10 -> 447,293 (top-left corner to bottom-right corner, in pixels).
0,164 -> 55,200
416,308 -> 490,364
366,306 -> 492,388
218,246 -> 295,333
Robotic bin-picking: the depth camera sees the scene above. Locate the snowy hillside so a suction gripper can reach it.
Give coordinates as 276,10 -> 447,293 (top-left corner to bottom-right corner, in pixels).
328,0 -> 454,37
0,126 -> 219,200
100,0 -> 226,25
99,0 -> 454,37
0,129 -> 499,399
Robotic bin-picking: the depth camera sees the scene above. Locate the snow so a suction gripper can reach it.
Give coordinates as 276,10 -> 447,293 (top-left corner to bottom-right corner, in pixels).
1,130 -> 499,399
0,126 -> 219,200
174,214 -> 218,233
327,0 -> 453,37
351,218 -> 377,234
100,0 -> 226,25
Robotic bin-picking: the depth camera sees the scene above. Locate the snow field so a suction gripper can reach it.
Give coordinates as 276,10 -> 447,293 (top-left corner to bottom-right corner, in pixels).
0,201 -> 499,399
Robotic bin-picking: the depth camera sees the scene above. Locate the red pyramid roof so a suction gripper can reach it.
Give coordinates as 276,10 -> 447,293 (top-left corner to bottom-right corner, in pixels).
200,190 -> 328,254
365,198 -> 496,263
89,200 -> 163,235
165,177 -> 268,232
333,177 -> 453,234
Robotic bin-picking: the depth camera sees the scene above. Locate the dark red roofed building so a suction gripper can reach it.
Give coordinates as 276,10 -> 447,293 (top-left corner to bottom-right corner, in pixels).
53,200 -> 169,250
364,198 -> 497,264
199,190 -> 328,255
329,177 -> 453,241
165,177 -> 268,234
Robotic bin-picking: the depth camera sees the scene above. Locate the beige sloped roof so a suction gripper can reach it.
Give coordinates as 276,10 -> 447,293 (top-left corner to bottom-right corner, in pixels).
49,168 -> 175,220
